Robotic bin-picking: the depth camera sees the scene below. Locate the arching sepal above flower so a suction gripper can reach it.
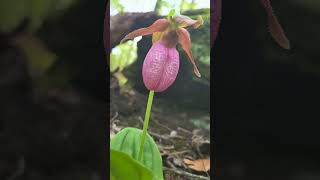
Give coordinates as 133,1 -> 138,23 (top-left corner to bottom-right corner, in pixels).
120,19 -> 170,43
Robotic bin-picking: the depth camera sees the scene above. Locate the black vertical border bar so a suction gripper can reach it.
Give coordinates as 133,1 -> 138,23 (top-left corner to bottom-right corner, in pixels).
210,0 -> 214,178
103,0 -> 110,180
211,0 -> 221,178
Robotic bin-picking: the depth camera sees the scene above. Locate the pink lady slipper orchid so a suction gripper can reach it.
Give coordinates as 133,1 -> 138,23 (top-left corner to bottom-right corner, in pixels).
120,14 -> 204,92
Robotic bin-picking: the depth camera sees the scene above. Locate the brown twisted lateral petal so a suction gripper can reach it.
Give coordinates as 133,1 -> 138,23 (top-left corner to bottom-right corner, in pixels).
120,18 -> 170,43
175,15 -> 204,29
261,0 -> 290,49
176,27 -> 201,78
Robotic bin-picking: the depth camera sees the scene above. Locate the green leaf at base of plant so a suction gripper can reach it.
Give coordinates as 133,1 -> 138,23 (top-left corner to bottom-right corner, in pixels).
111,127 -> 164,180
110,149 -> 153,180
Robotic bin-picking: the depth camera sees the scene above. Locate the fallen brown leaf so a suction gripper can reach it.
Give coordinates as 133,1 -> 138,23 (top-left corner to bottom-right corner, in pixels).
183,158 -> 210,172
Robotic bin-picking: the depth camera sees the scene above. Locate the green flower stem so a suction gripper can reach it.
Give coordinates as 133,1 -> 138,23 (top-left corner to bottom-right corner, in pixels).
138,90 -> 154,161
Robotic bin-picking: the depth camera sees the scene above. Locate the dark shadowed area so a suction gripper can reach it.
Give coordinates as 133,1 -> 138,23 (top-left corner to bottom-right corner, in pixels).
0,0 -> 107,179
214,0 -> 320,179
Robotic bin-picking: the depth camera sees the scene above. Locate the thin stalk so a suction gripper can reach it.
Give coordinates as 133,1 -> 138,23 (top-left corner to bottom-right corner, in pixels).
138,90 -> 154,161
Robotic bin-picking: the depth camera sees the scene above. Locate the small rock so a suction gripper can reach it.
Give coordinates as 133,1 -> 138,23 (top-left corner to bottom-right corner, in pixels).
170,130 -> 178,137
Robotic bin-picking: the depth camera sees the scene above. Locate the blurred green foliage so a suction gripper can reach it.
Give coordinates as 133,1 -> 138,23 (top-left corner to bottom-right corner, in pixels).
155,0 -> 198,15
293,0 -> 320,12
0,0 -> 28,33
154,0 -> 170,14
180,0 -> 197,12
0,0 -> 76,32
110,41 -> 138,87
15,34 -> 57,78
111,0 -> 125,13
110,41 -> 138,72
191,118 -> 210,130
0,0 -> 77,91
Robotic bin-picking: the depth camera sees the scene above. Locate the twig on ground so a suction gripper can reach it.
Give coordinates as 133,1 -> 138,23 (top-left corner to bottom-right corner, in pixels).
159,145 -> 175,150
138,116 -> 181,142
110,112 -> 118,123
170,150 -> 190,156
138,116 -> 144,125
166,159 -> 177,169
177,127 -> 192,135
149,132 -> 174,143
153,118 -> 172,131
163,167 -> 209,180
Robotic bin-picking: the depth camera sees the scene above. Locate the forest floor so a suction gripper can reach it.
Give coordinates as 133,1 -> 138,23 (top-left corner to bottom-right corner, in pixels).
110,77 -> 211,180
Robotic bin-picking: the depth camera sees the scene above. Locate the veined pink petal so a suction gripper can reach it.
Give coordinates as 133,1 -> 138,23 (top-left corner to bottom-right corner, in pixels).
142,41 -> 179,92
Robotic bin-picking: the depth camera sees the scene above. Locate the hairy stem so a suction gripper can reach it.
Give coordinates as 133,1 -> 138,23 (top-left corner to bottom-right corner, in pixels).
138,90 -> 154,161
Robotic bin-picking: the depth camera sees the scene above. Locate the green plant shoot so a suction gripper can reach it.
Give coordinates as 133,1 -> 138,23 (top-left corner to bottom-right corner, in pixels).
138,90 -> 154,161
